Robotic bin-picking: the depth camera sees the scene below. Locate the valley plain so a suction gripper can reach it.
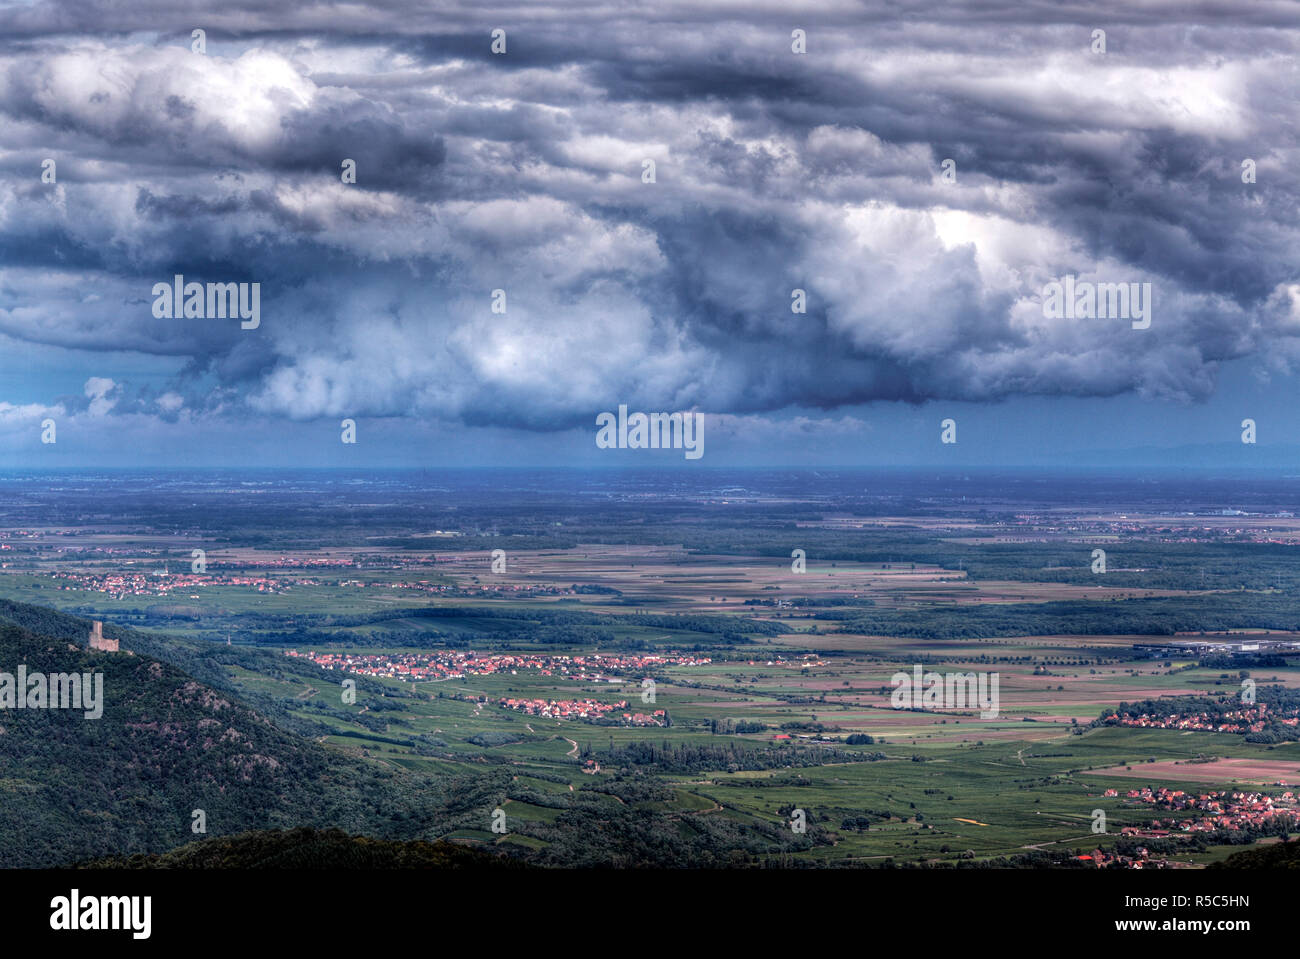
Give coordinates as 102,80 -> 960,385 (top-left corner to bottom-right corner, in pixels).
2,467 -> 1298,868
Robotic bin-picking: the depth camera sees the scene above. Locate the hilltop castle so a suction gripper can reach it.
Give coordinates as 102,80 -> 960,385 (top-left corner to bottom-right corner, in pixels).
88,620 -> 119,653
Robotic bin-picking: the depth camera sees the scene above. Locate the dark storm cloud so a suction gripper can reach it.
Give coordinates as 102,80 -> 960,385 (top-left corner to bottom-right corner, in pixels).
0,0 -> 1298,430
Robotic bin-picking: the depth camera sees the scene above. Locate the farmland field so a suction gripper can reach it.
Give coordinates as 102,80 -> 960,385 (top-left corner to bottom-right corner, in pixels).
2,467 -> 1298,869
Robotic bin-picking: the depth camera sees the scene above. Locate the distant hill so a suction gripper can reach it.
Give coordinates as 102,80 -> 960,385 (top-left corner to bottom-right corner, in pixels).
1210,839 -> 1300,869
0,611 -> 468,867
0,598 -> 268,695
0,598 -> 823,869
0,597 -> 412,739
78,827 -> 527,869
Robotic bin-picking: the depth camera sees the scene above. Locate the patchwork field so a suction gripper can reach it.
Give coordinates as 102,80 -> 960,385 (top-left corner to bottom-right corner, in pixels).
4,473 -> 1299,868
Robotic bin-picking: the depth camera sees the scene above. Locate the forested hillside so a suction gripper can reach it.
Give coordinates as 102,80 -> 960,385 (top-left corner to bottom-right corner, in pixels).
0,615 -> 452,867
81,827 -> 526,869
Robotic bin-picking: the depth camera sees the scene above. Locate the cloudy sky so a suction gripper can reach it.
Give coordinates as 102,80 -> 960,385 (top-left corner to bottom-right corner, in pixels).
1,0 -> 1298,467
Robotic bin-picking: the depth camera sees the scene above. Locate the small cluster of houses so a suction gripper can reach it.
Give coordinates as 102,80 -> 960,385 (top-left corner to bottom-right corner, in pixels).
497,697 -> 667,726
330,579 -> 580,597
499,697 -> 623,720
1104,786 -> 1299,835
1110,703 -> 1300,735
51,568 -> 312,599
741,654 -> 827,668
1074,847 -> 1159,869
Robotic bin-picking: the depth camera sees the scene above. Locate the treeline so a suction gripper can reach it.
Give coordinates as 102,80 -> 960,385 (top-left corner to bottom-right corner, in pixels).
1211,838 -> 1300,868
251,604 -> 781,635
597,740 -> 886,773
708,718 -> 768,734
366,535 -> 577,551
676,536 -> 1300,594
1201,653 -> 1292,669
823,594 -> 1300,640
745,597 -> 876,608
218,605 -> 779,649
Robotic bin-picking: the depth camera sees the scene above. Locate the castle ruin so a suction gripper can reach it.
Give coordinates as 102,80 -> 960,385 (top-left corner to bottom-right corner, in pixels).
88,620 -> 119,653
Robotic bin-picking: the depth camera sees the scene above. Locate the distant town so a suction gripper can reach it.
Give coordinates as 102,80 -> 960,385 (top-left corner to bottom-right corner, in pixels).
286,648 -> 711,683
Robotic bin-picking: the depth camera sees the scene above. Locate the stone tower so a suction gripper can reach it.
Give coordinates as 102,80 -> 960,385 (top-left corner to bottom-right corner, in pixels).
88,620 -> 119,652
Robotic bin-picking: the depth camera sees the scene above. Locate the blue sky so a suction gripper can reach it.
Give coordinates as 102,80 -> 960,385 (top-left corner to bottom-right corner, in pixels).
1,1 -> 1298,468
